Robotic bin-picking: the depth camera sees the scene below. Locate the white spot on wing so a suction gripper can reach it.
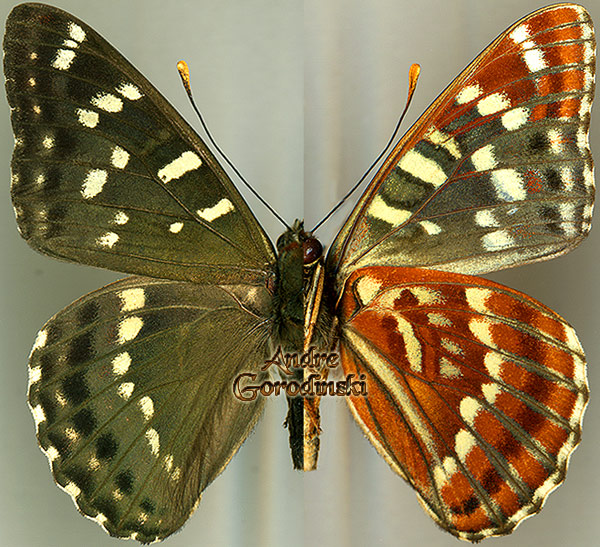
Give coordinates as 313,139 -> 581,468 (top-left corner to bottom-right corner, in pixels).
482,230 -> 515,251
477,92 -> 511,116
366,195 -> 412,226
419,220 -> 441,235
158,151 -> 202,183
118,382 -> 135,400
471,144 -> 497,171
139,397 -> 154,420
459,397 -> 482,426
117,316 -> 143,343
91,93 -> 123,113
32,404 -> 46,428
64,482 -> 81,499
112,352 -> 131,375
398,150 -> 447,187
456,83 -> 483,104
474,210 -> 499,228
521,42 -> 547,72
52,49 -> 75,70
502,107 -> 529,131
81,169 -> 108,199
197,198 -> 235,222
146,428 -> 160,456
77,108 -> 99,128
111,146 -> 130,169
68,22 -> 86,42
465,287 -> 492,313
119,288 -> 145,312
33,329 -> 48,351
113,211 -> 129,225
96,231 -> 119,248
169,222 -> 183,233
29,366 -> 42,385
116,82 -> 143,100
455,429 -> 477,462
42,135 -> 54,149
63,39 -> 78,48
491,169 -> 526,201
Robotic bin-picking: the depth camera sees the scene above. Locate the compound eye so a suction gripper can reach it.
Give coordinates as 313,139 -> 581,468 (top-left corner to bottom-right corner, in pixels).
303,238 -> 323,264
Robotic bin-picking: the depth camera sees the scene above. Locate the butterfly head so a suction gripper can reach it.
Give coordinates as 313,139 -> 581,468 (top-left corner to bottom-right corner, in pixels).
275,219 -> 323,265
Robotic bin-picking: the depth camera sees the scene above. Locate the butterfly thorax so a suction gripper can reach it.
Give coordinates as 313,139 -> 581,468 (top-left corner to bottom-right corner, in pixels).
274,220 -> 330,470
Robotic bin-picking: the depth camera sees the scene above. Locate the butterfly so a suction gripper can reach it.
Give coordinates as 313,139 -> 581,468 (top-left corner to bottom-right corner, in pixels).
4,1 -> 595,543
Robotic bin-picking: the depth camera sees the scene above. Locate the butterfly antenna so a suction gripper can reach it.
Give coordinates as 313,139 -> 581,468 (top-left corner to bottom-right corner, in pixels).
177,61 -> 290,230
311,63 -> 421,233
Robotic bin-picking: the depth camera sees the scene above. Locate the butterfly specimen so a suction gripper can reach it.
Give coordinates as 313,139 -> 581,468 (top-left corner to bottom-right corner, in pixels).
3,1 -> 595,543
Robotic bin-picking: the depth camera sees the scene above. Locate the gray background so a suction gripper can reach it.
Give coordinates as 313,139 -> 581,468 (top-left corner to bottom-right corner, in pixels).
0,0 -> 598,546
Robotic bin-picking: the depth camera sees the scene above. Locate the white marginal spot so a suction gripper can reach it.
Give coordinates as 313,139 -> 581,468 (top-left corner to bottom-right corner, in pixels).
29,365 -> 42,385
564,324 -> 583,354
95,514 -> 108,526
112,352 -> 131,376
355,275 -> 382,307
169,222 -> 184,233
484,352 -> 503,379
32,405 -> 46,428
398,150 -> 447,187
116,82 -> 143,100
471,144 -> 497,172
111,146 -> 130,169
146,428 -> 160,456
579,96 -> 592,117
583,68 -> 593,91
583,164 -> 594,190
91,92 -> 123,113
475,210 -> 499,228
502,107 -> 529,131
456,83 -> 483,104
197,198 -> 235,222
439,357 -> 462,378
477,92 -> 511,116
119,288 -> 146,312
63,39 -> 78,49
113,211 -> 129,225
491,169 -> 526,201
52,49 -> 76,70
366,195 -> 412,226
33,329 -> 48,351
460,397 -> 482,426
428,313 -> 452,327
81,169 -> 108,199
548,128 -> 564,154
482,229 -> 515,251
117,316 -> 143,343
482,382 -> 502,404
64,482 -> 81,499
118,382 -> 135,400
158,151 -> 202,183
583,42 -> 594,63
440,338 -> 463,355
139,396 -> 154,420
469,318 -> 494,346
419,220 -> 442,235
465,287 -> 492,313
577,127 -> 588,151
455,429 -> 477,462
46,446 -> 60,462
68,22 -> 86,43
96,231 -> 119,248
559,203 -> 577,236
